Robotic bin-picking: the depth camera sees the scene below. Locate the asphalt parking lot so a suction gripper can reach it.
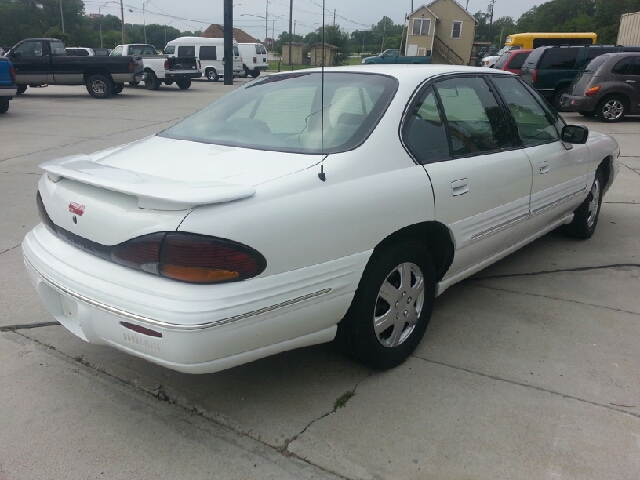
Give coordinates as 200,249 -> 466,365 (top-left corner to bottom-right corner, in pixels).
1,79 -> 639,479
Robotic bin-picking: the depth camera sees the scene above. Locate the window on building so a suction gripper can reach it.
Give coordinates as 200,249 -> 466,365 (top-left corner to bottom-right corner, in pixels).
451,21 -> 463,39
412,18 -> 431,36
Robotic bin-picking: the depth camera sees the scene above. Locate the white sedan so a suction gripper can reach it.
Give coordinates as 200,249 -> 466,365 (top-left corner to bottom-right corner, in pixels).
23,65 -> 620,374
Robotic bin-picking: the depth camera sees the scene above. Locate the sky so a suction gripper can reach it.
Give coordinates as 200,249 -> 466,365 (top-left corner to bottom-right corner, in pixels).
82,0 -> 548,40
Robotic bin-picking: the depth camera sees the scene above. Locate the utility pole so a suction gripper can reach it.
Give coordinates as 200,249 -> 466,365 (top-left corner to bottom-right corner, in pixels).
381,17 -> 386,53
143,0 -> 151,44
265,0 -> 269,45
488,0 -> 496,45
223,0 -> 233,84
288,0 -> 293,66
59,0 -> 65,33
362,31 -> 365,55
333,9 -> 336,27
120,0 -> 126,44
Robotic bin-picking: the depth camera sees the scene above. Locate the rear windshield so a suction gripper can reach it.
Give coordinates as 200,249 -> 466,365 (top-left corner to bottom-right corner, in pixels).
160,72 -> 398,154
508,51 -> 530,70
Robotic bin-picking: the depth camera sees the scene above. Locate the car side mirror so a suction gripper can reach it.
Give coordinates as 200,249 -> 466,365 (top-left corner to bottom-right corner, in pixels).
561,125 -> 588,144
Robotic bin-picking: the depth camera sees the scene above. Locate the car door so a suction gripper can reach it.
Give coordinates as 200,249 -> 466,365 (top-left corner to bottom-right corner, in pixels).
610,55 -> 640,113
9,40 -> 51,84
402,76 -> 533,281
491,76 -> 589,234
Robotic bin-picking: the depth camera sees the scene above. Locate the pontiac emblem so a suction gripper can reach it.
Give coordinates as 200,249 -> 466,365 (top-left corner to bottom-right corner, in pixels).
68,202 -> 85,216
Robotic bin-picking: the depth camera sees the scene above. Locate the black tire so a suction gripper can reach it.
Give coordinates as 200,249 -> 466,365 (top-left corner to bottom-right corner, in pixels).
176,78 -> 191,89
562,169 -> 604,239
242,66 -> 250,78
113,83 -> 124,94
0,98 -> 9,114
596,95 -> 626,123
144,72 -> 161,90
579,110 -> 596,117
16,85 -> 27,95
206,68 -> 219,82
85,74 -> 113,99
250,69 -> 260,78
129,81 -> 140,86
336,241 -> 436,370
552,87 -> 569,112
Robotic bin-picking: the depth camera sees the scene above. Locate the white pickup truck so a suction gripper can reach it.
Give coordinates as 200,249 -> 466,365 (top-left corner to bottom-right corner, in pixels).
110,44 -> 201,90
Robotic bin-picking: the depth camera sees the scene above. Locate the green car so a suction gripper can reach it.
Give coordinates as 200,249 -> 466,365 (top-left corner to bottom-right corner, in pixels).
362,49 -> 431,65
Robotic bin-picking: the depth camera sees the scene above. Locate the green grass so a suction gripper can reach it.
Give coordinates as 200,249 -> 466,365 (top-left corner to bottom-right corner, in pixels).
268,61 -> 313,72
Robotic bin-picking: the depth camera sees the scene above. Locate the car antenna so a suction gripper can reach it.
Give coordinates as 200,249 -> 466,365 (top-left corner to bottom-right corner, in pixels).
318,0 -> 327,182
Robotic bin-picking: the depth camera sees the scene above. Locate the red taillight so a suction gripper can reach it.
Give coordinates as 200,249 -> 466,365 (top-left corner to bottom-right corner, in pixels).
128,61 -> 135,72
253,56 -> 257,63
120,321 -> 162,338
111,233 -> 266,283
9,66 -> 16,83
532,69 -> 538,83
164,59 -> 169,70
585,85 -> 601,97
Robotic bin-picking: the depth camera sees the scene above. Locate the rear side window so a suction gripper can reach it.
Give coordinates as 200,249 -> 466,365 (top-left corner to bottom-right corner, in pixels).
491,76 -> 559,146
612,57 -> 635,75
435,76 -> 514,156
583,55 -> 609,72
539,49 -> 578,69
233,46 -> 240,56
200,46 -> 216,60
403,85 -> 450,164
255,45 -> 261,54
507,52 -> 529,70
629,58 -> 640,76
585,48 -> 616,61
177,46 -> 195,57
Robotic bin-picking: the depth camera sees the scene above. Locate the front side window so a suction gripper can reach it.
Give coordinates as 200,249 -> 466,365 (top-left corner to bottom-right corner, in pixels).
491,76 -> 559,146
110,46 -> 123,56
403,85 -> 450,164
435,76 -> 514,156
160,72 -> 398,154
13,41 -> 43,57
451,21 -> 462,39
164,45 -> 175,55
233,46 -> 240,57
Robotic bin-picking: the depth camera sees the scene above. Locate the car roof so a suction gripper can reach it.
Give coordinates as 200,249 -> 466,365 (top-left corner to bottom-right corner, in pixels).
269,64 -> 512,84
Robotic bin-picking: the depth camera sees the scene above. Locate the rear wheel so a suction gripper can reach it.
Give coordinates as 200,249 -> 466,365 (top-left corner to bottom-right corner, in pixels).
242,66 -> 250,78
0,98 -> 9,113
176,78 -> 191,89
250,69 -> 260,78
562,169 -> 603,239
86,74 -> 113,99
16,85 -> 27,95
597,95 -> 626,122
145,72 -> 161,90
336,241 -> 436,370
552,87 -> 569,112
206,68 -> 219,82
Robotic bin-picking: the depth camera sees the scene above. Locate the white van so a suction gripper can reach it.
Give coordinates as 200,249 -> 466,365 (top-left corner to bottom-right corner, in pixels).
164,37 -> 243,82
237,43 -> 268,78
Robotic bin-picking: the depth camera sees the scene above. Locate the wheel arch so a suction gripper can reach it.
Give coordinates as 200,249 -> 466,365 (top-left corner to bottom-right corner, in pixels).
83,68 -> 112,82
598,155 -> 613,193
372,221 -> 454,282
599,91 -> 631,110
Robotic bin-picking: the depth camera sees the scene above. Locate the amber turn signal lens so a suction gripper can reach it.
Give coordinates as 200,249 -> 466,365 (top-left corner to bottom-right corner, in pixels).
585,85 -> 601,97
160,265 -> 240,283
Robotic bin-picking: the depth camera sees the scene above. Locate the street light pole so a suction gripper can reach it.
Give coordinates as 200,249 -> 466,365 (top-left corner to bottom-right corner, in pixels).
143,0 -> 151,44
59,0 -> 65,33
288,0 -> 293,66
120,0 -> 126,44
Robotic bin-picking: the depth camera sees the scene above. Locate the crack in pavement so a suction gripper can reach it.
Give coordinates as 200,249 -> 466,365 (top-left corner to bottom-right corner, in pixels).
471,263 -> 640,280
10,329 -> 351,480
0,244 -> 20,256
603,201 -> 639,204
411,356 -> 640,419
465,283 -> 640,316
0,321 -> 60,332
619,162 -> 640,177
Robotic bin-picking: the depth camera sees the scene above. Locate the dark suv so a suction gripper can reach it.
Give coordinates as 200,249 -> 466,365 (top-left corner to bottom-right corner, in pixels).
520,45 -> 640,111
561,52 -> 640,122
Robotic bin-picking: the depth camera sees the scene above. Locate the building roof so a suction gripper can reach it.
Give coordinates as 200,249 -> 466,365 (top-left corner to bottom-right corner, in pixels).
309,42 -> 339,50
201,25 -> 260,43
410,0 -> 476,22
408,6 -> 439,20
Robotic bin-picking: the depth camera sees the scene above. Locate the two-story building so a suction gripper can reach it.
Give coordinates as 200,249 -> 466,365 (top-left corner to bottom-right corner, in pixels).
405,0 -> 476,65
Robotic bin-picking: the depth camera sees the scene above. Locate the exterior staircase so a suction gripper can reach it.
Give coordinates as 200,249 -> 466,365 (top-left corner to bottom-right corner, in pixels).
433,35 -> 464,65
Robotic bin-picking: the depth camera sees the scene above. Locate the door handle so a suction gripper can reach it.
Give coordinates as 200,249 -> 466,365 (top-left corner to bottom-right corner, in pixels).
451,178 -> 469,196
626,79 -> 636,83
538,161 -> 549,174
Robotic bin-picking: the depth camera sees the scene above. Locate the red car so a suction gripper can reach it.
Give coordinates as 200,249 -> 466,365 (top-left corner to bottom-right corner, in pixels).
493,49 -> 532,74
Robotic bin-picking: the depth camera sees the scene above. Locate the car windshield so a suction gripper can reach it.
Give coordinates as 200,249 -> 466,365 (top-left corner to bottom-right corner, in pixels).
160,72 -> 398,154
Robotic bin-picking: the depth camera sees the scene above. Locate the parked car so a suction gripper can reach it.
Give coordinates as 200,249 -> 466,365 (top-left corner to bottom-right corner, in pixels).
164,37 -> 243,82
0,56 -> 17,113
493,49 -> 532,74
65,47 -> 94,56
561,52 -> 640,122
93,48 -> 112,56
362,49 -> 431,64
480,45 -> 516,68
7,38 -> 144,98
23,65 -> 619,374
520,44 -> 640,111
237,42 -> 268,78
110,44 -> 201,90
